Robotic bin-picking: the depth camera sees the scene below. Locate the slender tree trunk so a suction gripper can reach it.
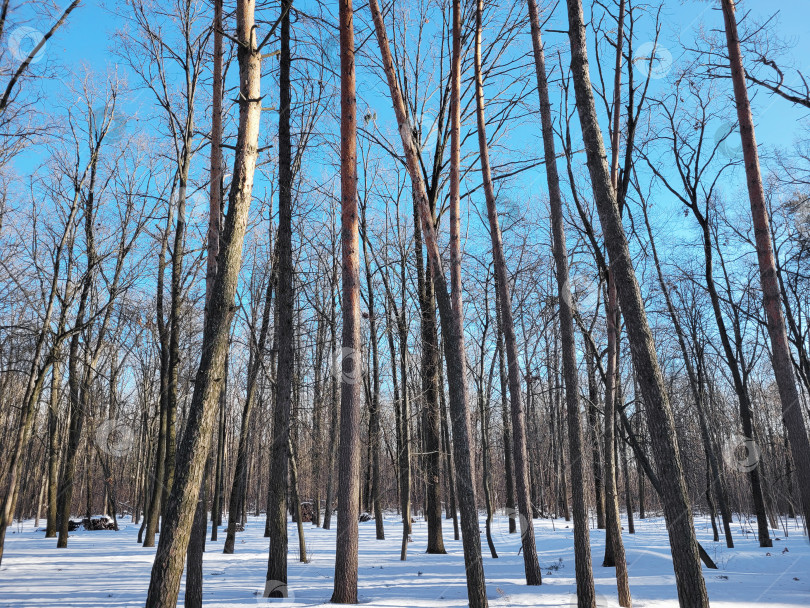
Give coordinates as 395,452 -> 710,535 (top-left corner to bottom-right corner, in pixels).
144,205 -> 173,548
331,0 -> 362,599
440,360 -> 460,540
528,1 -> 595,602
361,202 -> 384,541
585,338 -> 605,529
641,199 -> 734,549
142,0 -> 262,602
620,424 -> 635,534
479,369 -> 497,559
45,359 -> 62,538
266,0 -> 295,594
225,269 -> 274,553
721,0 -> 810,538
496,296 -> 516,533
322,265 -> 340,532
56,197 -> 95,549
369,1 -> 488,604
289,437 -> 307,562
474,0 -> 540,585
447,0 -> 463,544
564,1 -> 709,605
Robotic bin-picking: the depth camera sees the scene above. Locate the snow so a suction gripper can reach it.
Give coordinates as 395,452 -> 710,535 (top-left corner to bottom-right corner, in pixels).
0,512 -> 807,607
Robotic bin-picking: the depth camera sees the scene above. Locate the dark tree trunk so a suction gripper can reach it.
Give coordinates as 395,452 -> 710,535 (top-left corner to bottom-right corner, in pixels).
360,200 -> 384,541
45,359 -> 62,538
225,264 -> 274,553
641,198 -> 734,549
142,0 -> 262,602
369,1 -> 488,603
266,0 -> 295,594
722,0 -> 810,538
585,339 -> 605,529
528,2 -> 596,602
474,0 -> 540,585
564,0 -> 709,605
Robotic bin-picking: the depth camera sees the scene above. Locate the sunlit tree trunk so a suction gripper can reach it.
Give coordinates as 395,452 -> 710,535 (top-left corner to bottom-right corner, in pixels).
142,0 -> 262,602
721,0 -> 810,538
527,0 -> 595,602
368,0 -> 487,604
475,0 -> 540,585
564,0 -> 709,605
331,0 -> 362,600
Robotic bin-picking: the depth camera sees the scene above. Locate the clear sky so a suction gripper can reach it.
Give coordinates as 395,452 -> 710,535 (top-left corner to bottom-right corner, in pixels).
12,0 -> 810,205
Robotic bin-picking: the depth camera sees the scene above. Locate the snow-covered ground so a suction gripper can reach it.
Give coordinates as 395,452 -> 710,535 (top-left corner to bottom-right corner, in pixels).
0,511 -> 807,606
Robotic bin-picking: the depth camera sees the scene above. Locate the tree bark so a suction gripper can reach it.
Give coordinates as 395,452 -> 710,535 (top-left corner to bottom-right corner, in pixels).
265,0 -> 295,596
45,359 -> 62,538
475,0 -> 540,585
527,0 -> 595,602
142,0 -> 262,602
564,0 -> 709,605
368,1 -> 487,604
721,0 -> 810,538
331,0 -> 363,599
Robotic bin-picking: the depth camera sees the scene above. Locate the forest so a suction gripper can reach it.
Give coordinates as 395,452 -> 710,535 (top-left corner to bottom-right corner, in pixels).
0,0 -> 808,606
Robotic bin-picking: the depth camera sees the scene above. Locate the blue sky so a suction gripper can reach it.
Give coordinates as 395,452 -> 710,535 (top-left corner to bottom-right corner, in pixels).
30,0 -> 810,151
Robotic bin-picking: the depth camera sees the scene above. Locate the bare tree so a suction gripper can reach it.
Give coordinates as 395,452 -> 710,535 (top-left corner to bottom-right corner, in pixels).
720,0 -> 810,538
564,0 -> 710,605
142,0 -> 263,602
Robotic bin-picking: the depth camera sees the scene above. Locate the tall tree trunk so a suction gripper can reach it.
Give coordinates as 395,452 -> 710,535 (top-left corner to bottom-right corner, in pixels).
184,450 -> 211,608
439,358 -> 460,540
360,201 -> 384,541
45,359 -> 62,538
496,296 -> 516,533
411,175 -> 444,554
479,384 -> 497,558
322,261 -> 340,532
564,1 -> 709,605
368,1 -> 488,604
142,0 -> 262,602
144,201 -> 173,548
620,423 -> 635,534
527,0 -> 595,602
721,0 -> 810,538
266,0 -> 295,594
585,338 -> 605,529
56,171 -> 97,549
289,437 -> 307,562
475,0 -> 540,585
225,266 -> 274,553
447,0 -> 463,544
641,198 -> 734,549
331,0 -> 363,599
